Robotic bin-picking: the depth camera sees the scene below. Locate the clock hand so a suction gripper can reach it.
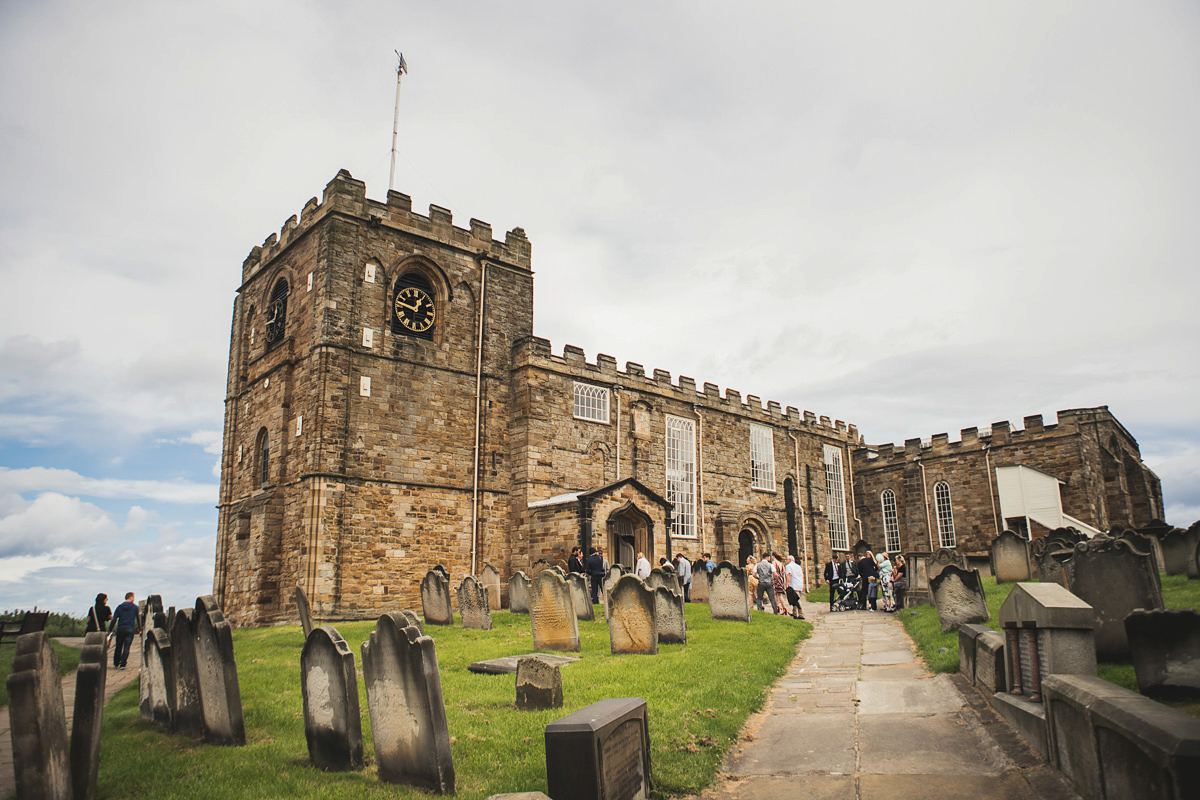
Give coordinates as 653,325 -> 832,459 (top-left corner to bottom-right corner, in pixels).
396,300 -> 421,312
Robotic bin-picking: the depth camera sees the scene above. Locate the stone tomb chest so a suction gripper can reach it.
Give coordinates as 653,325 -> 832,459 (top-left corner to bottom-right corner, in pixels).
998,582 -> 1097,703
545,697 -> 651,800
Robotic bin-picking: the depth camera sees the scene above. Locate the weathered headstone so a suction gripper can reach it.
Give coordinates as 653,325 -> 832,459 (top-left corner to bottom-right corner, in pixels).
1031,537 -> 1074,588
295,585 -> 315,638
991,530 -> 1032,583
929,565 -> 989,633
603,565 -> 624,621
69,632 -> 108,800
529,569 -> 581,652
141,627 -> 175,728
1115,525 -> 1162,573
508,571 -> 531,614
195,595 -> 246,745
653,586 -> 686,645
1160,525 -> 1198,576
302,626 -> 364,771
362,612 -> 455,793
139,593 -> 167,716
515,656 -> 563,710
566,572 -> 595,621
545,698 -> 651,800
690,568 -> 711,603
421,569 -> 454,626
397,608 -> 423,635
646,568 -> 681,597
481,564 -> 504,610
169,608 -> 204,739
924,547 -> 966,582
457,575 -> 493,630
1067,535 -> 1163,661
607,575 -> 658,655
1125,609 -> 1200,698
709,561 -> 751,622
6,631 -> 70,800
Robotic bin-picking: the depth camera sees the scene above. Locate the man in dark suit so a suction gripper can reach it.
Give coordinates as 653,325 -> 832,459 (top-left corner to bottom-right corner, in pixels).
823,556 -> 843,611
585,546 -> 606,604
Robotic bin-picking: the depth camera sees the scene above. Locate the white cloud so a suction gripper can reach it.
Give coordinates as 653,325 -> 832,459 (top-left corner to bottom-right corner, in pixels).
0,493 -> 120,558
0,468 -> 216,504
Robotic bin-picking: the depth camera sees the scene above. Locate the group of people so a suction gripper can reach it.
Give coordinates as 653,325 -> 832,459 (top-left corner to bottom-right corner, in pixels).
570,545 -> 718,604
822,551 -> 908,612
85,591 -> 141,670
745,552 -> 806,619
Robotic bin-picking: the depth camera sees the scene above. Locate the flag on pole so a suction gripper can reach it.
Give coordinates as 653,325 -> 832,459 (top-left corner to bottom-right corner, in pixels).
397,51 -> 408,75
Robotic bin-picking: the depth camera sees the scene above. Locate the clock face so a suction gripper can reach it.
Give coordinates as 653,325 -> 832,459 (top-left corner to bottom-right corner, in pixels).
264,298 -> 286,342
394,286 -> 435,333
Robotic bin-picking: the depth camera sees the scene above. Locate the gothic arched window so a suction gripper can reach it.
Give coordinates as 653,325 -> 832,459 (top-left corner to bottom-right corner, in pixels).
882,489 -> 900,553
934,481 -> 956,547
256,428 -> 270,488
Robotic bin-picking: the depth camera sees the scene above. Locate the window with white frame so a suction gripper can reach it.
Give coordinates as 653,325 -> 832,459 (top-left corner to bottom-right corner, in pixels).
750,424 -> 775,490
573,382 -> 610,423
824,444 -> 849,551
666,415 -> 696,538
882,489 -> 900,553
934,480 -> 956,547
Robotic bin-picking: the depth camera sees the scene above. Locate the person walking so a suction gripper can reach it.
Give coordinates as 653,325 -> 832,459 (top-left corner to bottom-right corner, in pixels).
86,592 -> 112,633
675,552 -> 692,601
754,552 -> 777,613
784,554 -> 806,619
772,553 -> 788,614
823,555 -> 842,611
585,546 -> 606,603
108,592 -> 140,670
635,552 -> 652,579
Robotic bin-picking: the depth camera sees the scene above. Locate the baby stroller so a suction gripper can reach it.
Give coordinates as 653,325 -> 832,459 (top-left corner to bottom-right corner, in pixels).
832,577 -> 861,612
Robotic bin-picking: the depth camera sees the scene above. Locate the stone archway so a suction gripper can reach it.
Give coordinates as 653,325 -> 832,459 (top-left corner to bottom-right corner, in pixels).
607,502 -> 653,572
738,529 -> 756,568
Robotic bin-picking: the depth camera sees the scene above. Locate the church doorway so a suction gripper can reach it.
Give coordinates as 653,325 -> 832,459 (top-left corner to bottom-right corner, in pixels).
607,504 -> 651,571
738,529 -> 756,568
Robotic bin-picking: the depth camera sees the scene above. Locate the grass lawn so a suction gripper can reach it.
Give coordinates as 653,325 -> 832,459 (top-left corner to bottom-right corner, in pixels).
90,604 -> 808,800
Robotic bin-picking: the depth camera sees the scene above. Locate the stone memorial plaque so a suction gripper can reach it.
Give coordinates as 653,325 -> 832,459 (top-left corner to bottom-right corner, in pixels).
545,697 -> 651,800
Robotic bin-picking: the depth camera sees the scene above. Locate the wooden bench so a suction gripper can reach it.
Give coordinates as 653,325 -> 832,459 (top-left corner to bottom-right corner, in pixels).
0,611 -> 50,643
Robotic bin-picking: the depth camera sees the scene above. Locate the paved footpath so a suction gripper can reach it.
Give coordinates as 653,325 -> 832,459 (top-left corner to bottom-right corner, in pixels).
687,604 -> 1080,800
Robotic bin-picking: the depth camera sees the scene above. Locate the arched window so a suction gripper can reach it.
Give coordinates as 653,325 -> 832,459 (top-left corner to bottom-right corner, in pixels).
934,481 -> 955,547
256,428 -> 270,488
882,489 -> 900,553
391,271 -> 436,340
264,278 -> 289,348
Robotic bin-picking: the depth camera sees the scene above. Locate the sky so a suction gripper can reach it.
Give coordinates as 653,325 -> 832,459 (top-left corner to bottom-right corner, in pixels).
2,1 -> 1198,615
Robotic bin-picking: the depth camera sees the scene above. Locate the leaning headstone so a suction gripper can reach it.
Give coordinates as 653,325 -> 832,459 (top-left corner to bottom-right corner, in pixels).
545,698 -> 651,800
69,632 -> 108,800
1125,609 -> 1200,699
991,530 -> 1033,583
138,593 -> 167,715
169,608 -> 204,739
481,564 -> 504,610
709,561 -> 751,622
515,656 -> 563,710
421,569 -> 454,626
457,575 -> 493,630
566,572 -> 595,621
690,568 -> 711,603
925,547 -> 966,582
607,575 -> 658,655
508,571 -> 531,614
1067,535 -> 1163,661
141,627 -> 175,728
529,569 -> 581,652
6,631 -> 70,800
1160,526 -> 1197,576
302,626 -> 364,771
295,585 -> 315,638
653,586 -> 687,645
195,595 -> 246,745
362,612 -> 455,793
929,565 -> 989,633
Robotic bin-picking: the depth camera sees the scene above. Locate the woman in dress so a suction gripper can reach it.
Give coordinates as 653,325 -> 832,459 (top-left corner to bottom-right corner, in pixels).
772,553 -> 788,614
892,555 -> 908,610
876,552 -> 895,612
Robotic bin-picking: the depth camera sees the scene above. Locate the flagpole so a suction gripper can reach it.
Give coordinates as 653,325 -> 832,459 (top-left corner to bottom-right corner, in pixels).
388,51 -> 408,192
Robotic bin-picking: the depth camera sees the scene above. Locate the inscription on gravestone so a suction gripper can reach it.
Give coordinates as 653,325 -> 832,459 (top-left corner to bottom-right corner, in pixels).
653,586 -> 686,645
709,562 -> 751,622
929,565 -> 989,633
529,569 -> 581,652
608,575 -> 658,655
302,626 -> 364,771
545,698 -> 651,800
457,575 -> 493,630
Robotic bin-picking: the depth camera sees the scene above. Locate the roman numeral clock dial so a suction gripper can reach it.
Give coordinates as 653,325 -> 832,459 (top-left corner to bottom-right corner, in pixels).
394,286 -> 435,333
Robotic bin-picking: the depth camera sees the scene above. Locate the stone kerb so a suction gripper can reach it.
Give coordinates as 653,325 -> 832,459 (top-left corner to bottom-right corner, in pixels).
709,562 -> 751,622
70,631 -> 108,800
142,627 -> 175,728
1067,535 -> 1163,662
991,530 -> 1032,583
653,587 -> 686,645
295,585 -> 315,638
6,631 -> 70,800
361,612 -> 455,794
421,570 -> 454,626
508,571 -> 531,614
1125,609 -> 1200,698
529,569 -> 581,652
607,575 -> 658,655
456,575 -> 493,630
301,626 -> 364,771
566,573 -> 594,621
195,595 -> 247,746
169,608 -> 205,739
928,565 -> 989,633
515,656 -> 563,710
481,564 -> 504,610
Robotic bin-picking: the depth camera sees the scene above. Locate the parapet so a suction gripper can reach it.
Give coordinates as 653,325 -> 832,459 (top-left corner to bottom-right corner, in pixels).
241,169 -> 533,283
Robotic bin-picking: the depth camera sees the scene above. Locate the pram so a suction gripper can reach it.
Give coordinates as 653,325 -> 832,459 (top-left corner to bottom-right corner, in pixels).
832,577 -> 861,612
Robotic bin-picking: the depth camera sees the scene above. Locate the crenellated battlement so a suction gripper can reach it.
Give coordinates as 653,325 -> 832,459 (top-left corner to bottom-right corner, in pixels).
241,170 -> 532,282
513,337 -> 859,442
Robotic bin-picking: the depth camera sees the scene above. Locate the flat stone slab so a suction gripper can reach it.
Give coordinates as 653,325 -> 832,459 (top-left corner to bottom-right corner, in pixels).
861,649 -> 916,666
856,676 -> 965,714
857,713 -> 1003,775
860,663 -> 929,681
467,653 -> 580,674
725,712 -> 857,775
858,772 -> 1050,799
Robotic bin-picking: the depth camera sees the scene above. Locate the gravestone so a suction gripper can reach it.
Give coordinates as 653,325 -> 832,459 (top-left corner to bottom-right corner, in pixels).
709,561 -> 751,622
142,627 -> 175,728
1031,536 -> 1074,588
1125,609 -> 1200,699
421,569 -> 454,626
397,608 -> 423,635
295,585 -> 315,638
516,656 -> 563,710
469,653 -> 579,675
646,568 -> 681,597
653,586 -> 686,645
69,632 -> 108,800
603,565 -> 624,621
991,530 -> 1032,583
529,569 -> 581,652
545,698 -> 651,800
362,611 -> 455,793
6,631 -> 70,800
905,550 -> 932,606
508,571 -> 531,614
169,608 -> 204,739
607,575 -> 658,655
1067,535 -> 1163,661
998,582 -> 1098,702
567,572 -> 595,621
481,564 -> 504,610
1160,525 -> 1198,576
1115,526 -> 1163,573
195,595 -> 246,745
139,593 -> 167,716
457,575 -> 493,630
924,548 -> 966,582
690,568 -> 711,603
928,565 -> 989,633
302,626 -> 364,771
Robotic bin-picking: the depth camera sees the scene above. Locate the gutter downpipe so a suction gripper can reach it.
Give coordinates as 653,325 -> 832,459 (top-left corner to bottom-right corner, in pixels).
916,456 -> 935,550
846,444 -> 864,545
788,430 -> 811,584
983,442 -> 1001,538
613,386 -> 622,482
470,255 -> 489,576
